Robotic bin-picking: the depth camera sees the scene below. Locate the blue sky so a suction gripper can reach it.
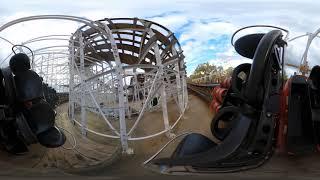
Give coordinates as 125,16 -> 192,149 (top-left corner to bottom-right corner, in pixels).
0,0 -> 320,75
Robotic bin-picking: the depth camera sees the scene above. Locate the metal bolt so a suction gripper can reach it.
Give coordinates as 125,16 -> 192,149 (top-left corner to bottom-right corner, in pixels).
266,112 -> 272,118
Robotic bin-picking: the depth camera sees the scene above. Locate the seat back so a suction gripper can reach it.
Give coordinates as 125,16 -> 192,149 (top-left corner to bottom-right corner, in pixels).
14,70 -> 43,102
287,76 -> 314,153
309,66 -> 320,147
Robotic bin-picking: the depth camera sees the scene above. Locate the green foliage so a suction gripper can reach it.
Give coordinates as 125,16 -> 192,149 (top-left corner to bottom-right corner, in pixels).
225,67 -> 234,77
189,62 -> 234,81
189,62 -> 216,79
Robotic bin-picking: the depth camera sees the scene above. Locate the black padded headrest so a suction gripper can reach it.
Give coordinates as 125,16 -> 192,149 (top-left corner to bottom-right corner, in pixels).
9,53 -> 31,74
234,33 -> 265,59
37,126 -> 66,148
14,70 -> 43,101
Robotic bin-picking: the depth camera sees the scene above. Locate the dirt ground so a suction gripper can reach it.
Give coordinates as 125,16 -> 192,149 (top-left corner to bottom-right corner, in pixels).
0,93 -> 214,177
84,94 -> 320,179
0,102 -> 120,176
1,94 -> 320,179
74,93 -> 216,177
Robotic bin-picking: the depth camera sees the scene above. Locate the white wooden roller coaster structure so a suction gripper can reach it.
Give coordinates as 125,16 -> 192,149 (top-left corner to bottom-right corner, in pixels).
0,15 -> 188,154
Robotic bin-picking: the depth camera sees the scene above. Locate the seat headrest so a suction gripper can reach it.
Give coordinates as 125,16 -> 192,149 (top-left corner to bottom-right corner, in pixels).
234,33 -> 265,59
14,70 -> 43,101
9,53 -> 31,74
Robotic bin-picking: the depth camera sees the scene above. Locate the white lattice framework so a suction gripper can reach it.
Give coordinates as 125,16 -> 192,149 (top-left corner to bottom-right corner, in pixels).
0,16 -> 188,153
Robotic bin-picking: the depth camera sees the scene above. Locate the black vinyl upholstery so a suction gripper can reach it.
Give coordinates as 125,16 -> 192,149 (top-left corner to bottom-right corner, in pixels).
23,99 -> 55,134
0,53 -> 66,151
309,65 -> 320,89
14,70 -> 43,102
171,133 -> 217,158
287,76 -> 315,153
153,114 -> 252,166
231,63 -> 251,97
37,126 -> 66,148
244,30 -> 282,106
151,30 -> 283,172
309,66 -> 320,145
9,53 -> 31,73
1,67 -> 16,105
234,33 -> 265,59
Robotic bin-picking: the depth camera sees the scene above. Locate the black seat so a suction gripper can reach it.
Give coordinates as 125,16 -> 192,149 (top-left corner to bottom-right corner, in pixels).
23,99 -> 55,134
171,133 -> 217,158
150,30 -> 284,173
1,67 -> 16,105
9,53 -> 31,74
0,53 -> 66,151
22,99 -> 66,148
153,114 -> 252,167
14,70 -> 43,102
309,65 -> 320,90
37,126 -> 66,148
287,75 -> 315,154
309,66 -> 320,146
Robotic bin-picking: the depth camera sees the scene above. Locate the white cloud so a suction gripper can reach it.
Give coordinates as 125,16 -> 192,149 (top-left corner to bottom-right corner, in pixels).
209,58 -> 251,69
148,15 -> 189,33
179,21 -> 237,43
215,47 -> 237,59
0,0 -> 320,76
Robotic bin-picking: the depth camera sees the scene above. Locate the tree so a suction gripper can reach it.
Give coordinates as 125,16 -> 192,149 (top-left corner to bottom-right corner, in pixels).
217,66 -> 223,73
225,67 -> 234,77
190,63 -> 217,79
189,62 -> 234,83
